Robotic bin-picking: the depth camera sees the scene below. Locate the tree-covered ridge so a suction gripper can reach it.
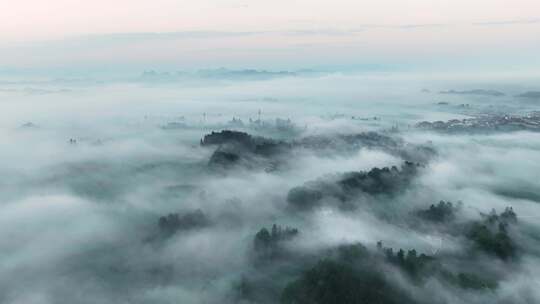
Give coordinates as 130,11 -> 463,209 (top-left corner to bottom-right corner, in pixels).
287,162 -> 422,210
229,202 -> 533,304
200,130 -> 436,171
376,241 -> 497,290
281,259 -> 415,304
200,130 -> 266,149
201,130 -> 289,171
339,161 -> 420,195
280,239 -> 500,304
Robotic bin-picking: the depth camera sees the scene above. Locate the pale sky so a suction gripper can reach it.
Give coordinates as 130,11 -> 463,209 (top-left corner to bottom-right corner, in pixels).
0,0 -> 539,70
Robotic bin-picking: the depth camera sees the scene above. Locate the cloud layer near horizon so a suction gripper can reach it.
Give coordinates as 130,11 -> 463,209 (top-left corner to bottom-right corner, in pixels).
0,0 -> 538,71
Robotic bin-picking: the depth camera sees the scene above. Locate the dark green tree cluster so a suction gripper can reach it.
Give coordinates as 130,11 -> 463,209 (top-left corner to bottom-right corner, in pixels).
200,130 -> 255,148
158,209 -> 210,237
254,224 -> 299,259
377,241 -> 435,280
201,130 -> 290,156
416,200 -> 461,222
466,207 -> 518,260
334,243 -> 370,262
376,242 -> 496,290
201,130 -> 290,171
485,207 -> 517,225
452,272 -> 497,290
339,161 -> 419,195
414,203 -> 519,260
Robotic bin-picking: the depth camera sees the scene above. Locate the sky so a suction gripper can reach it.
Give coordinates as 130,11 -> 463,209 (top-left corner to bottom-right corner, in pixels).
0,0 -> 539,72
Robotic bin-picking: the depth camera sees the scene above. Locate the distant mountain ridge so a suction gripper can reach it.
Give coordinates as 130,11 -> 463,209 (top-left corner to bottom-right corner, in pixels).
439,89 -> 505,97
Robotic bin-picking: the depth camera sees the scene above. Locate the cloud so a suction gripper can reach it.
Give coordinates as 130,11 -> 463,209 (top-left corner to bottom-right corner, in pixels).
472,18 -> 540,26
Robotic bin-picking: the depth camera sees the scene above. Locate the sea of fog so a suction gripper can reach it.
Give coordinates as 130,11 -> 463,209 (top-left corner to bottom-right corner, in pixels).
0,71 -> 539,303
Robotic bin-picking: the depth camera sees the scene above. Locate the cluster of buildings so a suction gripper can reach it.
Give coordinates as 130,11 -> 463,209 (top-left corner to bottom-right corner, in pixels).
416,112 -> 540,133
